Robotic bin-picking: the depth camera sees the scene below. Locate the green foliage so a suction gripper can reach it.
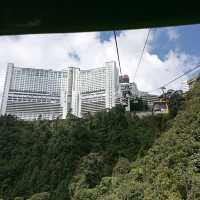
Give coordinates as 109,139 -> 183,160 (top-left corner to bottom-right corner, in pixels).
1,83 -> 200,200
112,157 -> 131,177
14,197 -> 24,200
0,105 -> 160,200
80,83 -> 200,200
27,192 -> 50,200
167,90 -> 185,117
130,97 -> 148,112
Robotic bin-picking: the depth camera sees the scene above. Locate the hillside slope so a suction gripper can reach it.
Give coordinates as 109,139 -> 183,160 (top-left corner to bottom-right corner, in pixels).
1,83 -> 199,200
72,83 -> 200,200
0,103 -> 165,200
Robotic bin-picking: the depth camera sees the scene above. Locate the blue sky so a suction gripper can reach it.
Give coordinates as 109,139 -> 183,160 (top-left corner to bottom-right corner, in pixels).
151,25 -> 200,59
100,24 -> 200,59
99,24 -> 200,80
99,31 -> 121,43
152,25 -> 200,79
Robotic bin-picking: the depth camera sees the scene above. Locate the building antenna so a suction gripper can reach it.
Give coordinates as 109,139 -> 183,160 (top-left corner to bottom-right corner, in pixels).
113,31 -> 122,75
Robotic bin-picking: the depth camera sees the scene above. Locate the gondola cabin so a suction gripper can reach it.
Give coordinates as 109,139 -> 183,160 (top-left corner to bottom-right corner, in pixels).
152,101 -> 169,115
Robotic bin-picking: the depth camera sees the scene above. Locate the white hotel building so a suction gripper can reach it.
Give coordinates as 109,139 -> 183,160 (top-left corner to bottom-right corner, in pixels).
1,61 -> 120,120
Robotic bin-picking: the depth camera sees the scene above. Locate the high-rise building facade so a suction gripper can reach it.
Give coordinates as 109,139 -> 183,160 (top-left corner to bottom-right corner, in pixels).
1,63 -> 63,120
181,80 -> 190,93
61,61 -> 119,118
1,61 -> 120,120
60,67 -> 81,118
81,61 -> 119,117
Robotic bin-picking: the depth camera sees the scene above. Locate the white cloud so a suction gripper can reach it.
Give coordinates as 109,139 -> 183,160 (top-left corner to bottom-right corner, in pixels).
166,28 -> 180,40
0,28 -> 198,104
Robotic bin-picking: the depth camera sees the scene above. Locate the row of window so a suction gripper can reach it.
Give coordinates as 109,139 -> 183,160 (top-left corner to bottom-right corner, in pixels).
8,96 -> 60,103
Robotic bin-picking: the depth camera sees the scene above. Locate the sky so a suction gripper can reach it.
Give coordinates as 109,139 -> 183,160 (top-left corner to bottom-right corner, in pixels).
0,24 -> 200,103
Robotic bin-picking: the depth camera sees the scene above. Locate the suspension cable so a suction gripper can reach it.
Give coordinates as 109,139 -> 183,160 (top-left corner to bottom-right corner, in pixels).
148,63 -> 200,93
113,31 -> 122,75
133,28 -> 151,81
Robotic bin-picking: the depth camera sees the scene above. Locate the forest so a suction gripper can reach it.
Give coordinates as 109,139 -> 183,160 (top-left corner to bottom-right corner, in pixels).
0,83 -> 199,200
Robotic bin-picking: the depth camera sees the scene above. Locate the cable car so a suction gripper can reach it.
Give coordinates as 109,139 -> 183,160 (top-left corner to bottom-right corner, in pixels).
152,100 -> 169,115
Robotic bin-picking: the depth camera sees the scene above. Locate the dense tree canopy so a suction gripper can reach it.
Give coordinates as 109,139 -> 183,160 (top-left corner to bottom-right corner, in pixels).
130,97 -> 148,112
0,83 -> 199,200
0,105 -> 163,200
